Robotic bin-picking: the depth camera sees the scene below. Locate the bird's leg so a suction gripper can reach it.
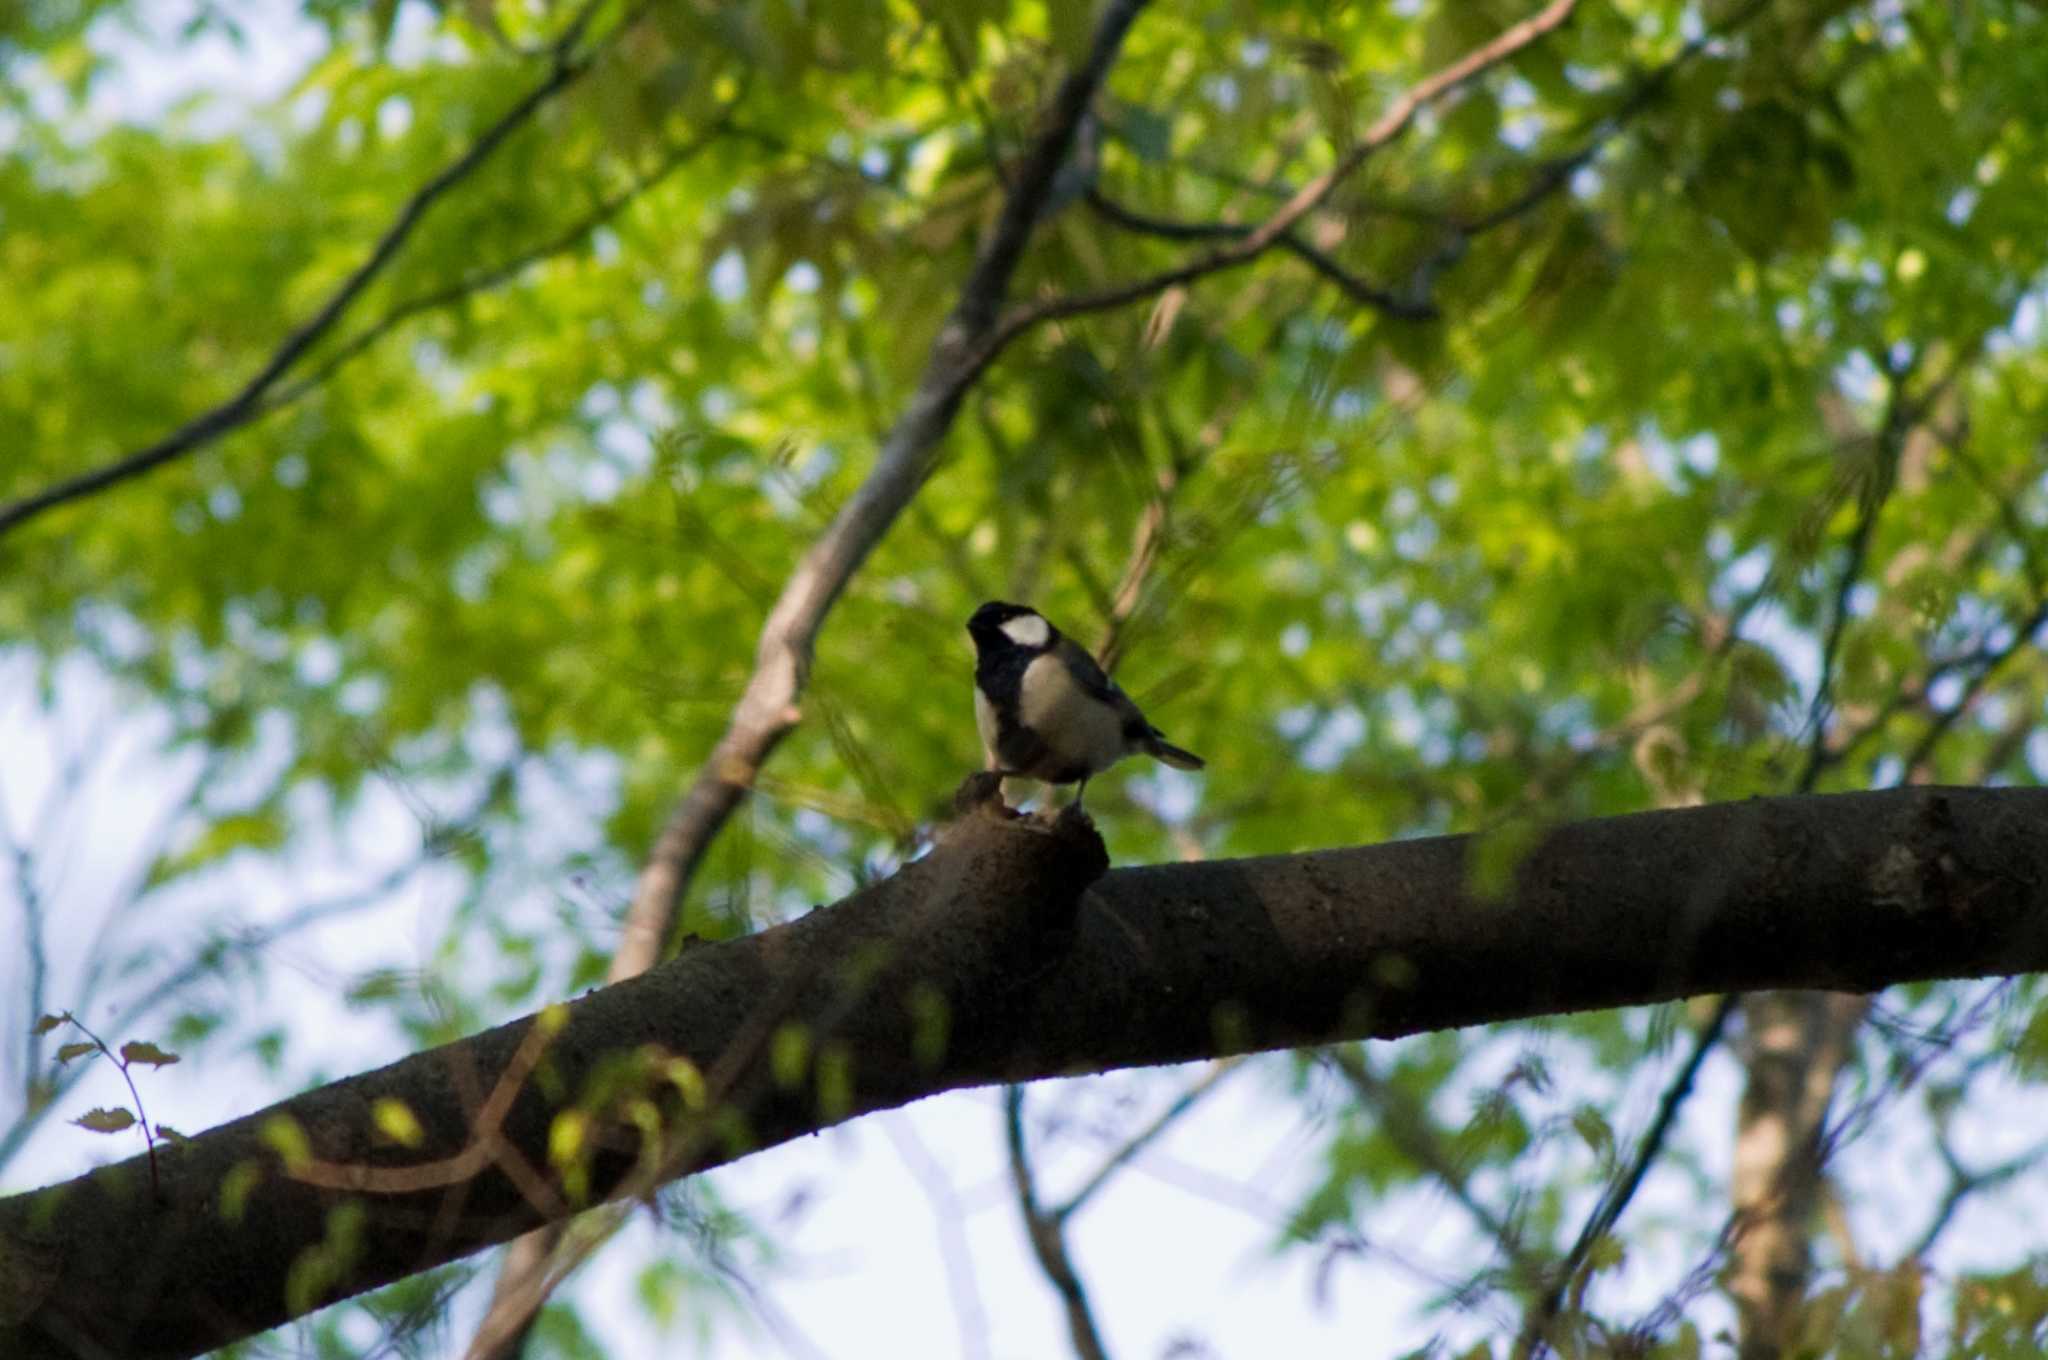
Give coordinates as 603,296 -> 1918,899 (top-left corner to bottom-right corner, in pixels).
954,768 -> 1022,816
1051,776 -> 1096,829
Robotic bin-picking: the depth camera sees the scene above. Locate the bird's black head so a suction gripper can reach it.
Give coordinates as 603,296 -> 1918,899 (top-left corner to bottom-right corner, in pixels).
967,600 -> 1055,656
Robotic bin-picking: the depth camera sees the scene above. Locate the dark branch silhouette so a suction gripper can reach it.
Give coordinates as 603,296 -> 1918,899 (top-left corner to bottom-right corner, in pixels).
959,0 -> 1582,382
1006,1085 -> 1114,1360
464,4 -> 1160,1353
0,12 -> 627,539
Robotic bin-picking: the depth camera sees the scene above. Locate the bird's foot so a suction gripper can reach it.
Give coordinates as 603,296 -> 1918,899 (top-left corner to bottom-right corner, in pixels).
1049,798 -> 1095,832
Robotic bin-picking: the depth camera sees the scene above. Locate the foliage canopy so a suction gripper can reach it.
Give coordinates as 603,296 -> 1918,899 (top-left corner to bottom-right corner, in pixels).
5,0 -> 2048,1354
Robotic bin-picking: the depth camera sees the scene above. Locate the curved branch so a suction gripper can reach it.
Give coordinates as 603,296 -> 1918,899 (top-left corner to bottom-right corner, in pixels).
959,0 -> 1581,381
1513,994 -> 1737,1359
258,109 -> 739,415
0,15 -> 620,539
1084,189 -> 1436,319
1006,1086 -> 1114,1360
606,0 -> 1150,983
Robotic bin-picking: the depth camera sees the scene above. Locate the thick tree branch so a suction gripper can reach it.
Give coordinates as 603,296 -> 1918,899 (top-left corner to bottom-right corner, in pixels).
607,0 -> 1150,982
468,8 -> 1156,1351
5,787 -> 2048,1360
0,15 -> 620,539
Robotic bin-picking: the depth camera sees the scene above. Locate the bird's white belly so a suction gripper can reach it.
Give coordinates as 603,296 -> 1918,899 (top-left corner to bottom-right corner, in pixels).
973,684 -> 1002,767
1019,653 -> 1126,774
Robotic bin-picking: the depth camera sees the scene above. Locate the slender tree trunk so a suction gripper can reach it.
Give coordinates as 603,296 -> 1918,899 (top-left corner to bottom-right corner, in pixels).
1727,991 -> 1870,1359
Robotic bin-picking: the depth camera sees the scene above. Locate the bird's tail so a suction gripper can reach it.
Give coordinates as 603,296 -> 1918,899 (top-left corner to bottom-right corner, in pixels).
1145,732 -> 1205,771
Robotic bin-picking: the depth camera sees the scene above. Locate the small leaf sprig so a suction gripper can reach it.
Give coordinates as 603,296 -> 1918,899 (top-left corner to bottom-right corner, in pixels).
34,1011 -> 182,1200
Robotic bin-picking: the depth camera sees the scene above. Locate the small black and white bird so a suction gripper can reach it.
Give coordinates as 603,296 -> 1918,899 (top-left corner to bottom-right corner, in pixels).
967,600 -> 1204,808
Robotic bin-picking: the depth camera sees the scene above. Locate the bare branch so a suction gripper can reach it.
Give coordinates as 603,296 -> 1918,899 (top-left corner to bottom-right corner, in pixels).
1007,1085 -> 1114,1360
882,1116 -> 991,1360
1898,603 -> 2048,780
1513,994 -> 1736,1360
1907,1126 -> 2048,1261
1053,1060 -> 1238,1222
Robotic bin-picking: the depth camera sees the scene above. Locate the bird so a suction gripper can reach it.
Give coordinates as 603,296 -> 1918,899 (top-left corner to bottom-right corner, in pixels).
966,600 -> 1204,809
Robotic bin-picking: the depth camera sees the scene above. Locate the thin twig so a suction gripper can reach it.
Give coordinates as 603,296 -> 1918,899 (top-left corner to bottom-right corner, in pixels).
1897,599 -> 2048,779
882,1116 -> 992,1360
260,106 -> 740,414
1085,189 -> 1435,319
1795,372 -> 1916,788
1055,1060 -> 1239,1221
1324,1048 -> 1522,1261
1513,995 -> 1736,1359
1006,1085 -> 1114,1360
962,0 -> 1582,382
1907,1128 -> 2048,1261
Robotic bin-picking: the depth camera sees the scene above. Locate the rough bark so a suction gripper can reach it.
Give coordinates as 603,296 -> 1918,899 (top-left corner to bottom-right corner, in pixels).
4,786 -> 2046,1360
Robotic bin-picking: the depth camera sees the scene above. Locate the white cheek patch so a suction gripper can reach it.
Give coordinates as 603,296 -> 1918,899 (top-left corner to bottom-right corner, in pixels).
1000,613 -> 1051,648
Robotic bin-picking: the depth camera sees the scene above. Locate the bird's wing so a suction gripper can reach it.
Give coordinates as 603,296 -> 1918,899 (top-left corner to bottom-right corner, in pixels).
1054,637 -> 1156,730
1053,637 -> 1122,704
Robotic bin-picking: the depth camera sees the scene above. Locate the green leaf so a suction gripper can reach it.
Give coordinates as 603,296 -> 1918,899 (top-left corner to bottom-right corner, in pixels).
142,809 -> 289,891
1119,105 -> 1173,163
73,1107 -> 137,1134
